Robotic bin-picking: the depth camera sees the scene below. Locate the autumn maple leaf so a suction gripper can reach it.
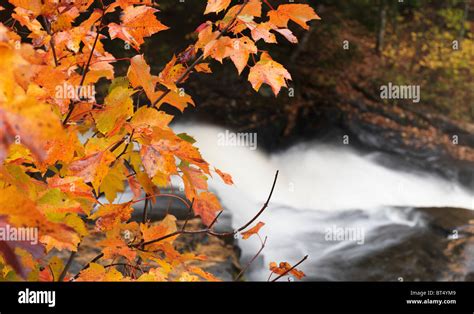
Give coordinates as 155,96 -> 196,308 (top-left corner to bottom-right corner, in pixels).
108,5 -> 168,50
248,52 -> 292,96
268,4 -> 321,30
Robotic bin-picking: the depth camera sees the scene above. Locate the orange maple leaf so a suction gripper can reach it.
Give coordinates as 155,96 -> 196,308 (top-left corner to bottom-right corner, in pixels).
193,192 -> 222,226
248,52 -> 292,96
204,0 -> 232,15
241,221 -> 265,240
268,4 -> 321,30
108,6 -> 168,50
214,167 -> 233,185
68,150 -> 115,192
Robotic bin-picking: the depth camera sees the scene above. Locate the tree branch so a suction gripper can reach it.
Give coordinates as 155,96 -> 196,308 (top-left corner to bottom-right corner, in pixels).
181,198 -> 195,231
63,10 -> 105,126
105,263 -> 143,272
42,16 -> 58,67
69,252 -> 104,281
58,250 -> 77,282
70,170 -> 279,280
235,236 -> 267,281
142,196 -> 149,223
139,170 -> 279,248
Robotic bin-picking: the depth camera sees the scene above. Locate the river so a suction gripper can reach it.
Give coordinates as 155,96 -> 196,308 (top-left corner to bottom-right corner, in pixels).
173,123 -> 474,281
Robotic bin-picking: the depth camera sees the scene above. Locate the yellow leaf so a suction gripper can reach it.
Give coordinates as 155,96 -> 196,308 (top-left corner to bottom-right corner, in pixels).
64,214 -> 88,237
127,55 -> 158,103
100,161 -> 126,203
76,263 -> 106,281
158,56 -> 186,92
94,86 -> 133,135
130,106 -> 173,134
137,267 -> 167,281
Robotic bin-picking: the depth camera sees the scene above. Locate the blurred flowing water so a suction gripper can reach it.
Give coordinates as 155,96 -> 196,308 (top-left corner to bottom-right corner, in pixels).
172,123 -> 474,281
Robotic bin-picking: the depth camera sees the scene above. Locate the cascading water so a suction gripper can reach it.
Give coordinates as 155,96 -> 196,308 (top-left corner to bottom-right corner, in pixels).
173,123 -> 474,280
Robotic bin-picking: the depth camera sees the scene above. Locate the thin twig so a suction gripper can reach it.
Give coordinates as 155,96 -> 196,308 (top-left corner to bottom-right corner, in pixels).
181,198 -> 195,231
71,170 -> 279,278
69,253 -> 104,281
63,10 -> 105,126
235,236 -> 267,281
208,210 -> 223,229
237,170 -> 278,232
139,170 -> 279,248
104,263 -> 143,272
133,193 -> 190,210
42,16 -> 58,66
142,196 -> 149,223
58,250 -> 77,282
114,130 -> 135,161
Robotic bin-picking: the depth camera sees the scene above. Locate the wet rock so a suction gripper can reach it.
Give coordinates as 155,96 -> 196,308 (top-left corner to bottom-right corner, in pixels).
311,207 -> 474,281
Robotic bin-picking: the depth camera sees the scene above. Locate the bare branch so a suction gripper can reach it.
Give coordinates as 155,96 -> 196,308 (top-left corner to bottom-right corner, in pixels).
181,198 -> 195,231
69,253 -> 104,281
235,236 -> 267,281
237,170 -> 278,232
70,170 -> 279,280
142,196 -> 149,223
41,16 -> 58,66
139,170 -> 279,248
58,250 -> 77,282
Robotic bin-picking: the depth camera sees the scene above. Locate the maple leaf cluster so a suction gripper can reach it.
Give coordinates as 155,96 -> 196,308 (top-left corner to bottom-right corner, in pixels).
0,0 -> 318,281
